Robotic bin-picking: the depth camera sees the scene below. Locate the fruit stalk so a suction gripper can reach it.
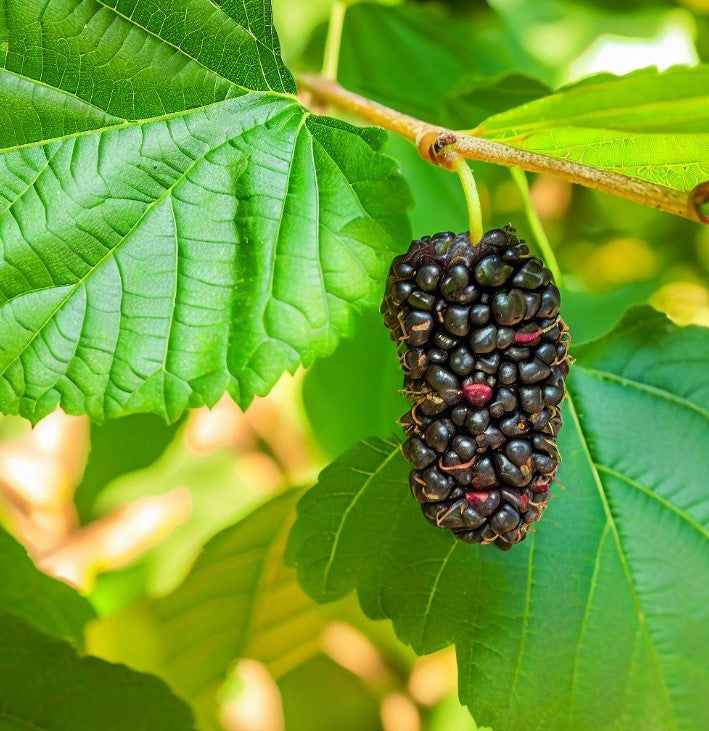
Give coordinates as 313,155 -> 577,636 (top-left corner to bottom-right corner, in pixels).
297,73 -> 706,223
451,156 -> 484,244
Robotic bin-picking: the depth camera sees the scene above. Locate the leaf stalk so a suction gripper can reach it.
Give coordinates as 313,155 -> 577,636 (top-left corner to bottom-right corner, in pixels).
321,2 -> 347,81
452,157 -> 484,244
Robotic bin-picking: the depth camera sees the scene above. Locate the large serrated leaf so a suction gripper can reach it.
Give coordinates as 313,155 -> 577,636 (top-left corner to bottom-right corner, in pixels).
0,613 -> 195,730
0,527 -> 94,646
287,307 -> 709,730
0,1 -> 411,423
0,95 -> 410,423
469,66 -> 709,193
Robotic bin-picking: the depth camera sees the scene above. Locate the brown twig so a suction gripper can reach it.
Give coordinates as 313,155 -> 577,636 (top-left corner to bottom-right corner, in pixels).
298,73 -> 707,224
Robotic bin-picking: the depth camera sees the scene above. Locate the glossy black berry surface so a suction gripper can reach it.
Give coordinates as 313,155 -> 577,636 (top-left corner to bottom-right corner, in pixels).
382,227 -> 570,550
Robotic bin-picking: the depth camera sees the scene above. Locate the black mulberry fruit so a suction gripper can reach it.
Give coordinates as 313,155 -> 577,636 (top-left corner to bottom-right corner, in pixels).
382,227 -> 570,550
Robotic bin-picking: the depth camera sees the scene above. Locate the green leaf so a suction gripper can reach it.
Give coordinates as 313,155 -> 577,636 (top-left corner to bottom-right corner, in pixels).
76,413 -> 182,522
302,309 -> 405,458
92,430 -> 273,598
279,655 -> 382,731
470,65 -> 709,193
0,613 -> 195,730
1,0 -> 294,148
88,490 -> 330,731
0,1 -> 411,423
0,95 -> 410,423
384,134 -> 470,236
0,527 -> 94,646
287,307 -> 709,730
561,280 -> 659,345
444,73 -> 551,128
338,3 -> 550,124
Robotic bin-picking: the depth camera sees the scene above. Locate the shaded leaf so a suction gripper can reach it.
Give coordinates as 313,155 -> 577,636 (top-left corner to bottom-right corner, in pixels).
470,66 -> 709,193
302,309 -> 405,458
288,307 -> 709,730
0,613 -> 195,730
76,413 -> 182,522
88,490 -> 330,731
561,280 -> 658,345
384,134 -> 471,237
279,655 -> 382,731
0,527 -> 93,646
444,73 -> 551,128
338,3 -> 549,124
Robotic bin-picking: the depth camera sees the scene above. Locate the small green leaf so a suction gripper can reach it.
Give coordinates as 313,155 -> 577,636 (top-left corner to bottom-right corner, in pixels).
288,307 -> 709,730
470,65 -> 709,193
279,655 -> 382,731
0,528 -> 94,646
0,613 -> 195,730
76,413 -> 182,522
88,490 -> 329,731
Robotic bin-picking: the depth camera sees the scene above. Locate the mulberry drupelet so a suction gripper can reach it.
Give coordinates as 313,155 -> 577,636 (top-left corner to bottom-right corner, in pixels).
382,227 -> 570,550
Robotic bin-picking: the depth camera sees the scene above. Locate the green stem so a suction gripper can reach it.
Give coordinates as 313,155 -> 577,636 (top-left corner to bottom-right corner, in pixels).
451,156 -> 483,243
510,167 -> 563,287
321,2 -> 347,81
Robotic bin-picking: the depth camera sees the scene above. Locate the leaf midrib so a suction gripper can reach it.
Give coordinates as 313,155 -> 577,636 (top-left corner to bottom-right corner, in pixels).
566,392 -> 678,730
321,439 -> 401,593
0,91 -> 295,155
480,95 -> 709,136
0,99 -> 298,383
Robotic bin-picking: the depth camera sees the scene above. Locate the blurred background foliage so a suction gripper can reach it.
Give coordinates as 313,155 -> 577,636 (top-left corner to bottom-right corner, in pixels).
1,0 -> 708,729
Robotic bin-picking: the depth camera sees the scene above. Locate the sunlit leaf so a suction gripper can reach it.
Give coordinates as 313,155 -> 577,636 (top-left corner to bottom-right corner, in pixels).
288,307 -> 709,730
470,66 -> 709,193
0,96 -> 410,423
0,1 -> 411,424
